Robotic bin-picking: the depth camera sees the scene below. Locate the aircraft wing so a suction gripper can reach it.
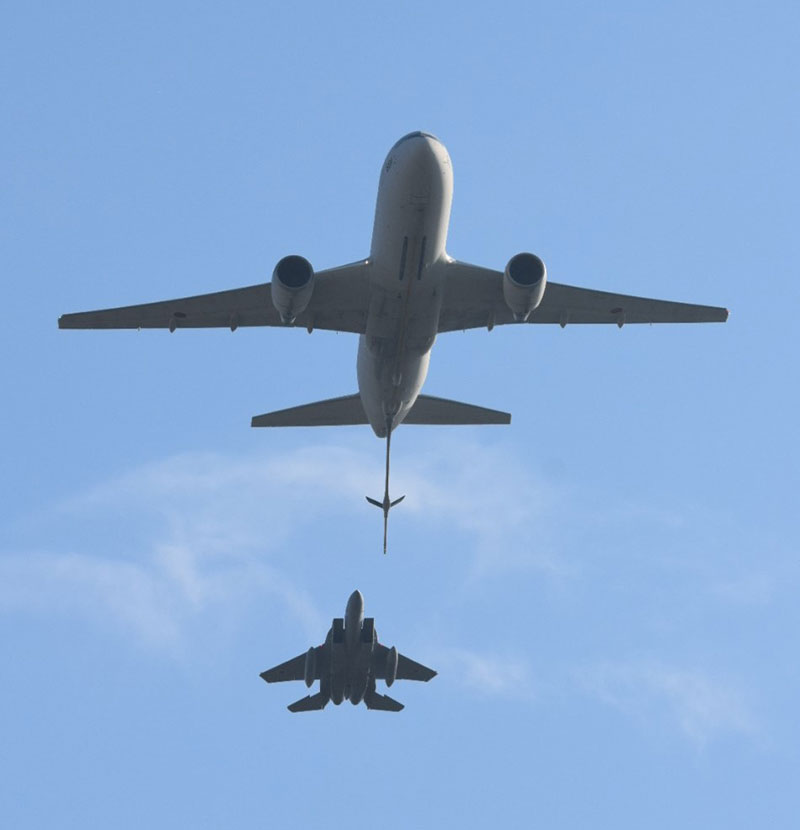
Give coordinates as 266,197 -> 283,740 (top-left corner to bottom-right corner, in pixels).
437,261 -> 729,332
260,651 -> 311,683
58,260 -> 370,334
374,644 -> 437,682
396,653 -> 437,682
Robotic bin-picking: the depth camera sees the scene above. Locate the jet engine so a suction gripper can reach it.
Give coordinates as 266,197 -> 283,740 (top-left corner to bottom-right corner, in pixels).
503,252 -> 547,321
304,647 -> 316,688
271,255 -> 314,324
385,646 -> 398,687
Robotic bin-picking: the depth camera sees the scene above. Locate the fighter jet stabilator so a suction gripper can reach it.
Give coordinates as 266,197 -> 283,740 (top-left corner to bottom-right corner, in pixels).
59,131 -> 729,552
261,590 -> 436,712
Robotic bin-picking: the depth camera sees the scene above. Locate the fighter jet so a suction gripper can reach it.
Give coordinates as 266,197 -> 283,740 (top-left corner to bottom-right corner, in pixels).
260,590 -> 436,712
59,132 -> 728,552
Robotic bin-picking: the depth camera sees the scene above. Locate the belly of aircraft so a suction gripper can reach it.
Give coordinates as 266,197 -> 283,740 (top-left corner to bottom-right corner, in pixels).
359,134 -> 452,436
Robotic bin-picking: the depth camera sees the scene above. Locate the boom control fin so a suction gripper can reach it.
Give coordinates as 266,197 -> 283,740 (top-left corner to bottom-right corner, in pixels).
366,422 -> 404,554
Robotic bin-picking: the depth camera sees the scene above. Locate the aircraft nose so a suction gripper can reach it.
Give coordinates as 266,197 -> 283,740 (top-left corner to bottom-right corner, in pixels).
391,131 -> 442,167
407,134 -> 440,163
391,130 -> 441,150
347,590 -> 364,615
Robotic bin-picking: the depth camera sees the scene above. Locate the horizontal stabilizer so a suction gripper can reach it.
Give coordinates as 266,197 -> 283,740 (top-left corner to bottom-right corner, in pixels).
364,690 -> 404,712
252,393 -> 510,428
404,395 -> 510,425
287,692 -> 329,713
252,394 -> 367,427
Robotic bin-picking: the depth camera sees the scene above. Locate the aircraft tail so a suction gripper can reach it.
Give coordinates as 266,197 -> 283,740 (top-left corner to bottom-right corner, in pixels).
364,689 -> 404,712
251,393 -> 510,428
251,394 -> 367,427
287,692 -> 329,713
403,395 -> 510,425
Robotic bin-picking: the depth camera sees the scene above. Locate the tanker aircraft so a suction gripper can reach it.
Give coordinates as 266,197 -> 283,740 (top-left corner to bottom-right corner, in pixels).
260,590 -> 436,712
59,131 -> 729,552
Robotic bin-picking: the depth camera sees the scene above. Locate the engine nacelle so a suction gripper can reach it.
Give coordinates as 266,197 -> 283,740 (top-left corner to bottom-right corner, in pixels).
304,646 -> 316,688
503,252 -> 547,321
271,255 -> 314,324
385,645 -> 398,687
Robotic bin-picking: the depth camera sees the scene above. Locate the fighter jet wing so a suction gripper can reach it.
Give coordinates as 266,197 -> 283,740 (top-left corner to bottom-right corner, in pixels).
374,644 -> 437,682
437,261 -> 728,331
58,260 -> 370,334
260,652 -> 309,683
396,653 -> 437,682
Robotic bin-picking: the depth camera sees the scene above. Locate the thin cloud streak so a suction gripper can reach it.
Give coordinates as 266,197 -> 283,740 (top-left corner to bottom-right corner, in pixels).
3,440 -> 563,649
0,545 -> 324,650
433,646 -> 536,700
578,659 -> 758,746
1,440 -> 761,674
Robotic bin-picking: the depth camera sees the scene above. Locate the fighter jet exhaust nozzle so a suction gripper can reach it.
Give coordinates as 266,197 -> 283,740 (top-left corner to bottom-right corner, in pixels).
271,254 -> 314,324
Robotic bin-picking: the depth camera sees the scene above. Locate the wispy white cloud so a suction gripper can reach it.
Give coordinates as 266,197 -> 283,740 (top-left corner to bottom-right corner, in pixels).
393,436 -> 573,578
0,544 -> 324,651
578,659 -> 758,746
1,440 -> 564,650
0,550 -> 183,644
2,437 -> 771,686
433,646 -> 536,700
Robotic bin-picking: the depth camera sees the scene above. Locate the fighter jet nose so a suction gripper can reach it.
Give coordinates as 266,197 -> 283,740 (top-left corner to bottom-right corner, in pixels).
345,590 -> 365,637
348,589 -> 364,609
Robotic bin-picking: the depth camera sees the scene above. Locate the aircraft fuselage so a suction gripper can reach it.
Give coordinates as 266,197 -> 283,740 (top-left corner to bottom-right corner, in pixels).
357,132 -> 454,437
321,590 -> 374,706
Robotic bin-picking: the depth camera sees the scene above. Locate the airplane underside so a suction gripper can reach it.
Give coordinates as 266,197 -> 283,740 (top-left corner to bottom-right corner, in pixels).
58,130 -> 727,555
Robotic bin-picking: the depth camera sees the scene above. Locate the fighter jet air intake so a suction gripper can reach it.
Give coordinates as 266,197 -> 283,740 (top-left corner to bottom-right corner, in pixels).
59,131 -> 729,553
260,590 -> 436,712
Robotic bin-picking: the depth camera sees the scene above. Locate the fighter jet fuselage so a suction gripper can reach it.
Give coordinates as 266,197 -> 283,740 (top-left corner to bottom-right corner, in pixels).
260,590 -> 436,712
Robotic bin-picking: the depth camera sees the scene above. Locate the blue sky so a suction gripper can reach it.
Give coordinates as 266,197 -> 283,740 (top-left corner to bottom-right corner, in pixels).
2,1 -> 799,826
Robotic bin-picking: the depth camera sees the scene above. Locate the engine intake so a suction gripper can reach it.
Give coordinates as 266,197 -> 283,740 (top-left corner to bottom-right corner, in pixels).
503,252 -> 547,321
271,255 -> 314,324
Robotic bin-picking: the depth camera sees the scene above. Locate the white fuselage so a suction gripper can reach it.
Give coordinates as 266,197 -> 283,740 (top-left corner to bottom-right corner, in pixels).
357,132 -> 454,437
